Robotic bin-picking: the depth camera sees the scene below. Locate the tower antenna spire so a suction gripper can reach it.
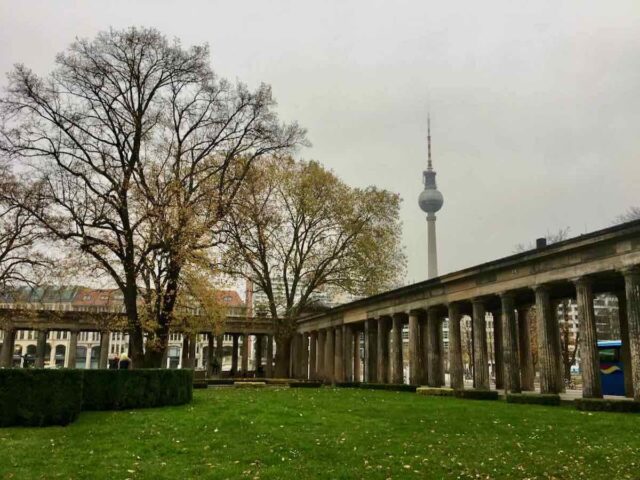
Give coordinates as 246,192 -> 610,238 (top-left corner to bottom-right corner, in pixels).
427,114 -> 432,170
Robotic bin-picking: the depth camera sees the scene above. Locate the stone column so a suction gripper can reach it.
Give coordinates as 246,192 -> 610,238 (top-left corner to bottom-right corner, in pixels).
207,333 -> 215,376
216,335 -> 224,374
500,292 -> 521,393
616,292 -> 634,397
343,325 -> 353,382
364,319 -> 377,383
35,329 -> 48,368
265,335 -> 274,377
241,334 -> 250,375
301,333 -> 309,380
447,303 -> 464,390
426,308 -> 443,387
517,305 -> 535,391
535,285 -> 561,394
390,313 -> 404,384
472,300 -> 490,390
68,329 -> 78,369
99,330 -> 109,369
623,266 -> 640,401
575,277 -> 602,398
231,334 -> 239,375
317,329 -> 326,382
334,327 -> 344,382
309,331 -> 318,380
419,313 -> 430,385
0,326 -> 16,368
492,309 -> 504,390
325,327 -> 335,383
254,334 -> 264,375
408,311 -> 423,385
377,317 -> 390,383
353,329 -> 361,382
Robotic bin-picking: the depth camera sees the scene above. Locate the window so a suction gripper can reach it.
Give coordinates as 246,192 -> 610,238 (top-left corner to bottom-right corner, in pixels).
223,295 -> 232,303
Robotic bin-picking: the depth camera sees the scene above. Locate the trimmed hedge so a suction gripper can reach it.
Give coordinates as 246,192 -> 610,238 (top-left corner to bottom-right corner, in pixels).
335,382 -> 360,388
358,383 -> 418,392
506,393 -> 561,406
82,369 -> 193,411
416,387 -> 455,397
454,389 -> 499,401
208,378 -> 234,385
289,381 -> 322,388
575,398 -> 640,413
0,369 -> 83,427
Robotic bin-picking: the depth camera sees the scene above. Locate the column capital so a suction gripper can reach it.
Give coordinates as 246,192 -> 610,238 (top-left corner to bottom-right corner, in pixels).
498,290 -> 516,300
532,283 -> 551,294
408,307 -> 426,316
572,275 -> 593,287
391,311 -> 407,320
621,264 -> 640,277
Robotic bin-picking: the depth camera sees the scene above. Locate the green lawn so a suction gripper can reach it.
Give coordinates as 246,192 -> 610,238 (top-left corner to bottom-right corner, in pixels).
1,388 -> 639,479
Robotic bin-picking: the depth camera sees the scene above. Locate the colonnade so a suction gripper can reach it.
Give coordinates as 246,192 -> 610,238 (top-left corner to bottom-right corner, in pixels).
0,326 -> 276,377
294,267 -> 640,400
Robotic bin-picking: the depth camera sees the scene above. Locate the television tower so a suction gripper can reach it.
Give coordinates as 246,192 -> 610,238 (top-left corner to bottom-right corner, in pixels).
418,115 -> 444,279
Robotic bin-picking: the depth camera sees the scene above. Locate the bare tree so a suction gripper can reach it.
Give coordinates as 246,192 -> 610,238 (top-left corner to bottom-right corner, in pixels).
0,27 -> 305,366
224,158 -> 406,376
0,162 -> 48,293
614,207 -> 640,224
514,227 -> 571,253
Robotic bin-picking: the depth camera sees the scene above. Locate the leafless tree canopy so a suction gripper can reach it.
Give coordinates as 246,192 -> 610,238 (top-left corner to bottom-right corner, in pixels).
615,206 -> 640,224
0,27 -> 306,365
0,161 -> 48,291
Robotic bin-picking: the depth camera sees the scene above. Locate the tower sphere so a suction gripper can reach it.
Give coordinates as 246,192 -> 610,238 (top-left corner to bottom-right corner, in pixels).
418,188 -> 443,213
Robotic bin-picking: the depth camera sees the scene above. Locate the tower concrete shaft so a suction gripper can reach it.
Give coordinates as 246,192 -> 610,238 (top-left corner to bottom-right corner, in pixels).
427,213 -> 438,279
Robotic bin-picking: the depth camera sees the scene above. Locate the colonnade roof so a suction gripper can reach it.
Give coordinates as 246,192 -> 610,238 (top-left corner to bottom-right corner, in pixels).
298,219 -> 640,328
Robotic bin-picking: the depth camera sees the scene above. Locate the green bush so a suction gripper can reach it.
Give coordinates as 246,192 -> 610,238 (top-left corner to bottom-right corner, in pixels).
416,387 -> 455,397
289,381 -> 322,388
359,383 -> 418,392
0,369 -> 83,427
208,379 -> 234,385
506,393 -> 561,406
82,369 -> 193,411
454,389 -> 499,401
335,382 -> 360,388
575,398 -> 640,413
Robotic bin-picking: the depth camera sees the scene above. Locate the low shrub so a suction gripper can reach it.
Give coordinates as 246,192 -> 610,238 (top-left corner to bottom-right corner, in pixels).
335,382 -> 360,388
335,382 -> 361,388
506,393 -> 561,406
208,379 -> 234,385
264,378 -> 291,385
575,398 -> 640,413
0,369 -> 83,427
82,369 -> 193,410
289,381 -> 322,388
416,387 -> 455,397
359,383 -> 417,392
454,389 -> 499,401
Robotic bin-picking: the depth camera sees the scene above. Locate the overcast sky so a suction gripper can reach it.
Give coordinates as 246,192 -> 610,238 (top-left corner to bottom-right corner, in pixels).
1,0 -> 638,284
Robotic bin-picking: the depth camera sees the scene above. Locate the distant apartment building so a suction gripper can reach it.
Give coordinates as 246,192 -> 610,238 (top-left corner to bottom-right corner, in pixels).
0,286 -> 246,370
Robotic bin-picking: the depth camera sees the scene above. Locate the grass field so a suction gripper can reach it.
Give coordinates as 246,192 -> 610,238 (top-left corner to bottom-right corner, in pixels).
1,387 -> 639,479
